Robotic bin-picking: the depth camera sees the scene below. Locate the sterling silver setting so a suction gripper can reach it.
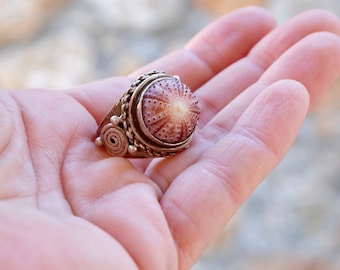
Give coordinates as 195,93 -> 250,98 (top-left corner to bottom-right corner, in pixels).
95,70 -> 200,158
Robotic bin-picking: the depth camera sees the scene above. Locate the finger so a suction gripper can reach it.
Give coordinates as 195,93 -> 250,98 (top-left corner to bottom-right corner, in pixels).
260,32 -> 340,109
161,80 -> 310,269
214,31 -> 340,134
196,9 -> 340,125
250,9 -> 340,68
145,31 -> 340,193
67,7 -> 275,124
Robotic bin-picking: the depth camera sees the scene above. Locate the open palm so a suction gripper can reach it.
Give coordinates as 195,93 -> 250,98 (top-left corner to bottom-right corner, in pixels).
1,7 -> 340,270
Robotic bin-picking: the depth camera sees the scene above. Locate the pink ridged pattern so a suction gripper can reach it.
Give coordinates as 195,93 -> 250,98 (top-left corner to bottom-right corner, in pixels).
142,78 -> 199,143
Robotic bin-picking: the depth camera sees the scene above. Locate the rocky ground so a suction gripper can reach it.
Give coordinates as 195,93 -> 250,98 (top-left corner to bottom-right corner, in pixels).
0,0 -> 339,269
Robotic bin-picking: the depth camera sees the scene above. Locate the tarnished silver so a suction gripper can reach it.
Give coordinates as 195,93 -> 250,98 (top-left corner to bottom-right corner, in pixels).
95,70 -> 199,158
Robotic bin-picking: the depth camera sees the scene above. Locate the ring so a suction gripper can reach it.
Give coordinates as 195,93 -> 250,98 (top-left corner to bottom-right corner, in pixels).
95,70 -> 200,158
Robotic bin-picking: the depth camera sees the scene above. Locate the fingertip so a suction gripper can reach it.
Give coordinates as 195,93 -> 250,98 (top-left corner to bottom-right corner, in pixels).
136,5 -> 277,91
229,5 -> 276,24
268,79 -> 310,117
185,5 -> 276,73
269,79 -> 310,114
233,79 -> 310,159
295,9 -> 340,35
250,8 -> 340,71
302,31 -> 340,81
212,5 -> 277,31
260,31 -> 340,110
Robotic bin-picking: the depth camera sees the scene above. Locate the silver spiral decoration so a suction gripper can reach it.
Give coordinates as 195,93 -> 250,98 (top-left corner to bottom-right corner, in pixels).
100,123 -> 128,156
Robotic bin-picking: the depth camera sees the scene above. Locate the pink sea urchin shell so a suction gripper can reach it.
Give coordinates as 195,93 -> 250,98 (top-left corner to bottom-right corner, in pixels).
141,77 -> 199,144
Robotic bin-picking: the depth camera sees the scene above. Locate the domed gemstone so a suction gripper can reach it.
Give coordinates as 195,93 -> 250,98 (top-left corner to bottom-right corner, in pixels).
142,77 -> 200,144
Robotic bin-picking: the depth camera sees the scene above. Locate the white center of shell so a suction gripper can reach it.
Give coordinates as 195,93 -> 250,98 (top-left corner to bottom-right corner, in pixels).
170,99 -> 189,120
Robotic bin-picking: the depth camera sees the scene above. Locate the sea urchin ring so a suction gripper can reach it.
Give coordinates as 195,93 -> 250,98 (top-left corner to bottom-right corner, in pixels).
95,70 -> 200,158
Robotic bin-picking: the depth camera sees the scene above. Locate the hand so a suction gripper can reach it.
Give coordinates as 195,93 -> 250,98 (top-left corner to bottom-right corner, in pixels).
0,7 -> 339,270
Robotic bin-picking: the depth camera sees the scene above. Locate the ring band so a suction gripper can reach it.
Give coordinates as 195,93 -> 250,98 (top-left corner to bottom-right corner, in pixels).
95,70 -> 200,158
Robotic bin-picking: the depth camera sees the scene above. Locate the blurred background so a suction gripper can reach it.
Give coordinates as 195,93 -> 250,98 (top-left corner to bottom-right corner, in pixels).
0,0 -> 339,269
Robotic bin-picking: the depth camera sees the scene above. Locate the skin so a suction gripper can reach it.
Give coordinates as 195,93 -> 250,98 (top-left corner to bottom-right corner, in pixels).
0,6 -> 339,270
